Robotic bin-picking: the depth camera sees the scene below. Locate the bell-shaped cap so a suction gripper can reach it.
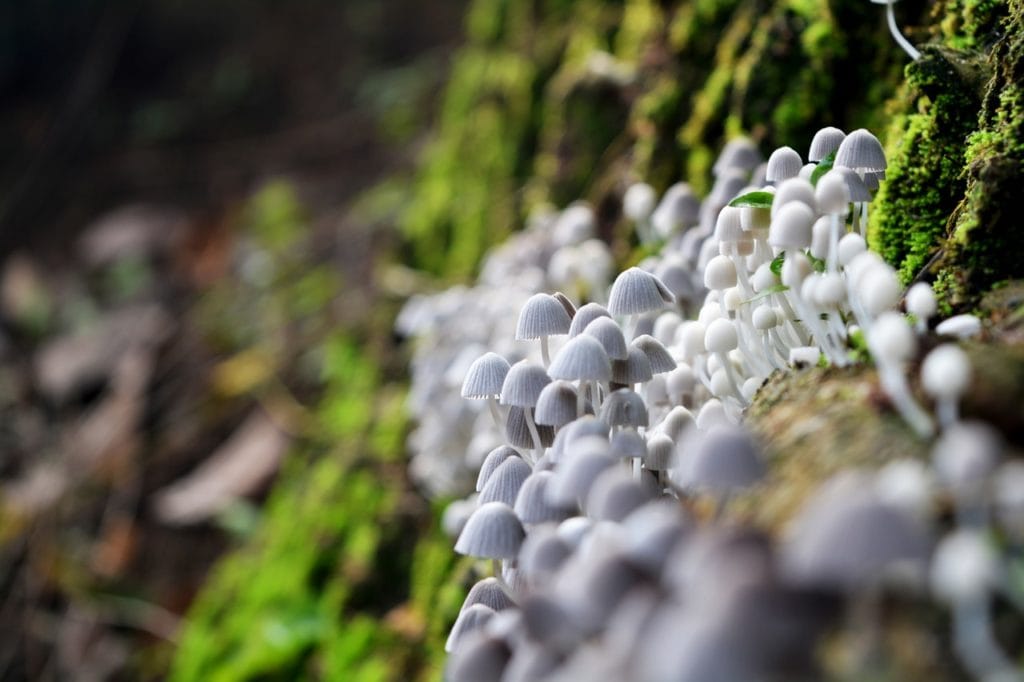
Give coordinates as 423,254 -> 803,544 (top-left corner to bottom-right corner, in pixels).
771,177 -> 817,217
461,576 -> 517,613
446,632 -> 512,682
515,470 -> 573,525
676,425 -> 765,493
704,317 -> 739,354
582,316 -> 628,360
768,201 -> 815,250
765,146 -> 803,183
550,415 -> 608,461
477,445 -> 523,492
714,206 -> 744,243
568,302 -> 612,337
713,137 -> 762,176
500,360 -> 551,407
783,485 -> 929,591
652,182 -> 701,237
645,432 -> 675,470
600,388 -> 649,428
666,366 -> 696,404
704,254 -> 738,291
623,182 -> 657,221
622,501 -> 692,576
462,352 -> 511,399
932,420 -> 1001,491
867,312 -> 916,364
516,293 -> 572,340
446,604 -> 495,652
835,167 -> 872,202
815,170 -> 851,215
608,267 -> 675,317
632,335 -> 676,374
534,380 -> 579,427
548,447 -> 617,507
834,128 -> 886,173
610,428 -> 647,460
612,347 -> 654,385
585,467 -> 656,521
518,526 -> 571,579
808,126 -> 846,162
455,502 -> 527,559
479,457 -> 533,506
505,406 -> 555,449
549,335 -> 612,382
921,344 -> 972,401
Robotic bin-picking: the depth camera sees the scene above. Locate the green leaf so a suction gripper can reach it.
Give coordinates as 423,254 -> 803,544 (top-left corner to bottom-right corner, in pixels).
769,253 -> 786,276
808,253 -> 826,273
741,283 -> 789,305
810,150 -> 836,186
728,191 -> 774,209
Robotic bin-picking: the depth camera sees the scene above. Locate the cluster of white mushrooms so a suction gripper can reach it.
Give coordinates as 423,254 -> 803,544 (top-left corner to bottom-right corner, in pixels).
400,128 -> 1024,681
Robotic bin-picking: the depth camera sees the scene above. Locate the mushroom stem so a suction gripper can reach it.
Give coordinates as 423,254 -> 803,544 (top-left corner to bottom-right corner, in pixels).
492,559 -> 505,584
878,365 -> 935,438
714,351 -> 748,407
540,335 -> 551,368
827,213 -> 842,272
761,333 -> 785,371
952,598 -> 1018,682
487,397 -> 504,433
523,407 -> 544,463
885,1 -> 921,60
936,398 -> 960,430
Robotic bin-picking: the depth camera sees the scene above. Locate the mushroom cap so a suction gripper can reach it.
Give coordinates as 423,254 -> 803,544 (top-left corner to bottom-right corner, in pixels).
921,344 -> 971,400
568,302 -> 613,337
479,456 -> 534,506
768,201 -> 815,250
446,632 -> 512,682
516,293 -> 572,340
514,470 -> 573,525
815,171 -> 851,215
549,415 -> 608,461
600,388 -> 649,428
930,530 -> 998,603
935,314 -> 982,339
477,445 -> 523,492
585,467 -> 656,521
771,177 -> 817,216
610,428 -> 648,460
549,334 -> 612,382
455,502 -> 527,559
645,433 -> 676,470
905,282 -> 937,320
751,305 -> 779,331
631,335 -> 676,374
858,264 -> 902,316
659,405 -> 696,442
837,232 -> 867,266
462,352 -> 512,399
446,604 -> 496,652
623,182 -> 657,221
461,576 -> 517,613
534,380 -> 580,427
612,347 -> 654,385
500,360 -> 551,407
608,267 -> 675,317
765,146 -> 803,183
713,137 -> 763,176
932,420 -> 1002,490
704,318 -> 739,354
676,425 -> 766,492
808,126 -> 846,162
582,316 -> 628,360
505,406 -> 555,449
704,254 -> 737,291
835,167 -> 872,202
548,447 -> 617,507
622,501 -> 692,575
834,128 -> 886,172
652,182 -> 701,237
868,312 -> 916,365
783,491 -> 929,591
518,526 -> 572,578
714,206 -> 744,243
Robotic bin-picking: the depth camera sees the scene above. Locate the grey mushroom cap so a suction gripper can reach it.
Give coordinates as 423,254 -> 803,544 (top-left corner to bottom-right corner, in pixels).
645,432 -> 676,470
836,167 -> 872,202
607,267 -> 675,317
479,457 -> 533,506
455,501 -> 527,559
500,360 -> 552,407
462,352 -> 512,399
631,335 -> 677,374
518,526 -> 572,579
610,428 -> 647,460
585,467 -> 656,522
676,425 -> 766,493
765,146 -> 803,183
600,388 -> 649,428
561,552 -> 647,634
477,445 -> 523,492
514,470 -> 574,524
783,488 -> 930,591
446,632 -> 512,682
931,420 -> 1003,492
612,347 -> 654,385
550,415 -> 609,461
547,447 -> 617,508
552,291 -> 577,320
834,128 -> 887,172
520,593 -> 579,651
461,576 -> 517,613
713,137 -> 763,176
535,380 -> 580,427
568,302 -> 612,337
516,293 -> 573,340
502,642 -> 563,682
506,406 -> 556,449
808,126 -> 846,162
622,501 -> 693,576
582,316 -> 629,360
446,604 -> 496,653
548,335 -> 612,382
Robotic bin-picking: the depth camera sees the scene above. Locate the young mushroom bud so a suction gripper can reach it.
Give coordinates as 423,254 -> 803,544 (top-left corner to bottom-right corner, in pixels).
921,344 -> 972,428
905,282 -> 937,334
765,146 -> 803,184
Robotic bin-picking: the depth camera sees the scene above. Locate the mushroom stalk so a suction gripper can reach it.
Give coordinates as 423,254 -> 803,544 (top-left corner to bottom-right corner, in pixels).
714,351 -> 748,407
523,407 -> 544,462
540,336 -> 551,367
487,397 -> 504,433
878,366 -> 935,438
885,1 -> 921,61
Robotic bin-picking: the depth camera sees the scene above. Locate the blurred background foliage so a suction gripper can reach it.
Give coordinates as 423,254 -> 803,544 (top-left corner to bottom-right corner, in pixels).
1,0 -> 1021,679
